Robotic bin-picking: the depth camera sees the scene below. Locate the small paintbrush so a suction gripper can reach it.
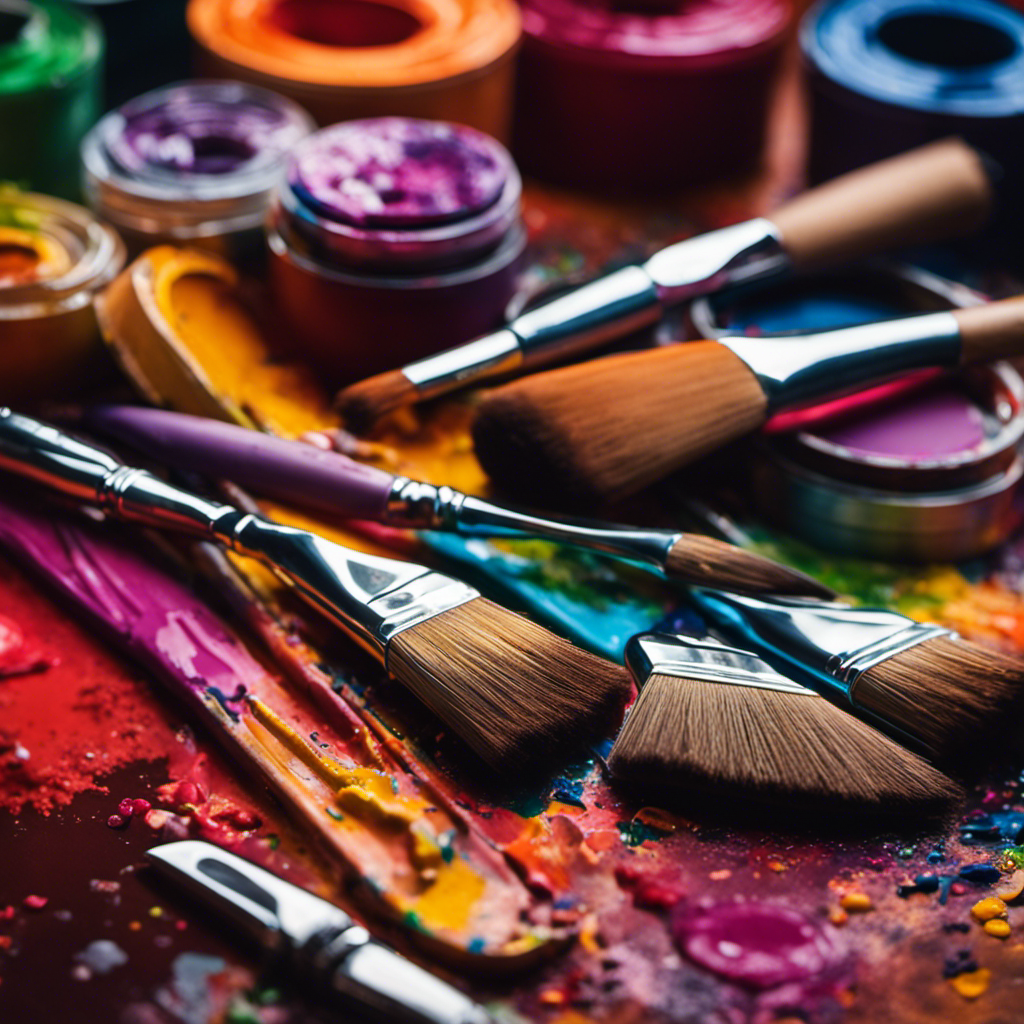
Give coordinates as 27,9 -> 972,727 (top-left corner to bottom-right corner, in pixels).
82,404 -> 832,598
687,589 -> 1024,761
472,294 -> 1024,505
147,840 -> 495,1024
608,633 -> 961,809
335,138 -> 992,431
0,409 -> 631,772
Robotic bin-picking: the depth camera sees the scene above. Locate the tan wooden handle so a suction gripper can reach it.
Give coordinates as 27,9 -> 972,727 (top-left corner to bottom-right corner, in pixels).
770,139 -> 993,270
955,297 -> 1024,364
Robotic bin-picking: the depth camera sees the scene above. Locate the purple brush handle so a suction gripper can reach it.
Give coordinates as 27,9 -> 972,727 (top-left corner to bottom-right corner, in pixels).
85,406 -> 396,521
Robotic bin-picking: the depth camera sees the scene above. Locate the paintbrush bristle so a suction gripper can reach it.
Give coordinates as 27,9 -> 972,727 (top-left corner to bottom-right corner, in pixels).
472,342 -> 768,506
665,535 -> 835,598
335,370 -> 416,434
854,636 -> 1024,758
387,597 -> 632,770
608,675 -> 961,809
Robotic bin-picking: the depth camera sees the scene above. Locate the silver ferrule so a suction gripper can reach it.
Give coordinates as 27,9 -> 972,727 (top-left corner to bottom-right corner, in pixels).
689,589 -> 953,701
221,514 -> 479,659
642,218 -> 790,305
625,633 -> 812,695
383,477 -> 680,566
716,310 -> 962,411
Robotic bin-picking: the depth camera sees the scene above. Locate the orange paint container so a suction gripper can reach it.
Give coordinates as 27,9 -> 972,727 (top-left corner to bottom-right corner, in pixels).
0,190 -> 124,401
186,0 -> 521,141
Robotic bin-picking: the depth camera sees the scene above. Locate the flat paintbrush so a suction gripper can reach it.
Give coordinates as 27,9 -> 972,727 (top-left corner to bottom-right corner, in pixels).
0,409 -> 631,772
608,633 -> 960,810
82,404 -> 831,598
336,138 -> 993,430
473,294 -> 1024,505
687,589 -> 1024,761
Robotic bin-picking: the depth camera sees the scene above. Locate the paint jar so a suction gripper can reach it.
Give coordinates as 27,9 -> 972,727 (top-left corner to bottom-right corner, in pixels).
186,0 -> 521,141
81,80 -> 315,262
801,0 -> 1024,230
513,0 -> 790,194
692,264 -> 1024,562
65,0 -> 191,108
268,117 -> 525,383
0,189 -> 125,401
0,0 -> 103,199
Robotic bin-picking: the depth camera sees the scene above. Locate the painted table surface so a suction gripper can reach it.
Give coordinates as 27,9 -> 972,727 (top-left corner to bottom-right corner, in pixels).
7,53 -> 1024,1024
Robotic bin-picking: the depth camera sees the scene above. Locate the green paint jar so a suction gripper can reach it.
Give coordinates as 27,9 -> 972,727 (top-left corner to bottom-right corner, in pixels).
0,1 -> 103,198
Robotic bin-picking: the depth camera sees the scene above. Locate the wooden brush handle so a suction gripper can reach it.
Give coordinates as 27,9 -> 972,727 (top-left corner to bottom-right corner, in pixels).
770,139 -> 992,270
955,297 -> 1024,364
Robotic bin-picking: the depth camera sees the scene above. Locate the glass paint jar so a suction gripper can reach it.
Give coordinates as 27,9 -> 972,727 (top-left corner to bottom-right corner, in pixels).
82,79 -> 315,261
268,117 -> 525,383
0,0 -> 103,198
0,188 -> 124,400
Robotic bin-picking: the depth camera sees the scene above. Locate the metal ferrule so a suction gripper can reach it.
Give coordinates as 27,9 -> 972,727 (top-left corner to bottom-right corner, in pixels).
642,218 -> 790,304
689,588 -> 954,701
716,310 -> 962,411
400,219 -> 789,397
220,514 -> 479,659
146,841 -> 493,1024
383,477 -> 681,566
625,633 -> 813,695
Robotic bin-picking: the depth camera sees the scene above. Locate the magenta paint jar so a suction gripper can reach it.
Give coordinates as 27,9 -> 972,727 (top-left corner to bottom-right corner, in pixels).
267,116 -> 526,383
513,0 -> 791,194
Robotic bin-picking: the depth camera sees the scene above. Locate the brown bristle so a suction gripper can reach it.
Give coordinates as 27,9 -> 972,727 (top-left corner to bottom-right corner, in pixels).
854,636 -> 1024,758
387,597 -> 632,771
665,535 -> 836,599
472,342 -> 768,506
334,369 -> 415,434
608,675 -> 961,809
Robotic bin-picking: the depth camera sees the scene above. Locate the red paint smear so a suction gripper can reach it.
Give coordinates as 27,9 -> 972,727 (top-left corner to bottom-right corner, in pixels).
0,557 -> 177,815
0,613 -> 54,678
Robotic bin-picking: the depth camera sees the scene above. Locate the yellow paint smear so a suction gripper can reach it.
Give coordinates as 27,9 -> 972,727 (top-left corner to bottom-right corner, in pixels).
151,249 -> 337,438
407,857 -> 486,933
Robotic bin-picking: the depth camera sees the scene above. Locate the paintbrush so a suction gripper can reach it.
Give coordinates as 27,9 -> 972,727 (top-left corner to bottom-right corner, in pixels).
147,840 -> 495,1024
472,294 -> 1024,505
608,633 -> 961,809
82,404 -> 832,598
686,589 -> 1024,761
336,138 -> 993,431
0,408 -> 631,771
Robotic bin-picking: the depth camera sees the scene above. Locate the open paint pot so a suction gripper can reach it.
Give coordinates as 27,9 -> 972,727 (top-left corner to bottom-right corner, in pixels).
801,0 -> 1024,237
82,80 -> 315,262
692,264 -> 1024,562
0,189 -> 125,401
187,0 -> 521,141
268,116 -> 525,383
513,0 -> 790,194
0,0 -> 102,198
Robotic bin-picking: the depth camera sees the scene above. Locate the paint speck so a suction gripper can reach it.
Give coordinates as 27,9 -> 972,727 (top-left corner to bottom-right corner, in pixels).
839,893 -> 873,913
71,964 -> 92,982
22,895 -> 47,911
950,968 -> 991,1000
74,939 -> 128,974
13,743 -> 28,761
129,921 -> 141,931
971,897 -> 1007,922
118,798 -> 135,817
984,919 -> 1011,938
89,880 -> 120,895
709,869 -> 732,882
148,906 -> 164,918
132,798 -> 152,815
106,814 -> 126,829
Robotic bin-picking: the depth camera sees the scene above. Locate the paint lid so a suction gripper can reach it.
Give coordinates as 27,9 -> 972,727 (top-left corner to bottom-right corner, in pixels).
274,117 -> 521,271
81,80 -> 315,238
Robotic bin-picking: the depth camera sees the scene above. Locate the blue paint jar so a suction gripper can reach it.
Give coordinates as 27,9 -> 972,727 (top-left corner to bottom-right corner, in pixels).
801,0 -> 1024,204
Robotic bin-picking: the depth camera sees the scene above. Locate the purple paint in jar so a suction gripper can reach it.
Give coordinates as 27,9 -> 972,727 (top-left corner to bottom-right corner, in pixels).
268,117 -> 525,382
81,80 -> 315,259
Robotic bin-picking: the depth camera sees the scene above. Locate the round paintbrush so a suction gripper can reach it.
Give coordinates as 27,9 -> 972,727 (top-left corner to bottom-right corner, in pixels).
335,138 -> 993,431
472,295 -> 1024,506
82,404 -> 833,598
